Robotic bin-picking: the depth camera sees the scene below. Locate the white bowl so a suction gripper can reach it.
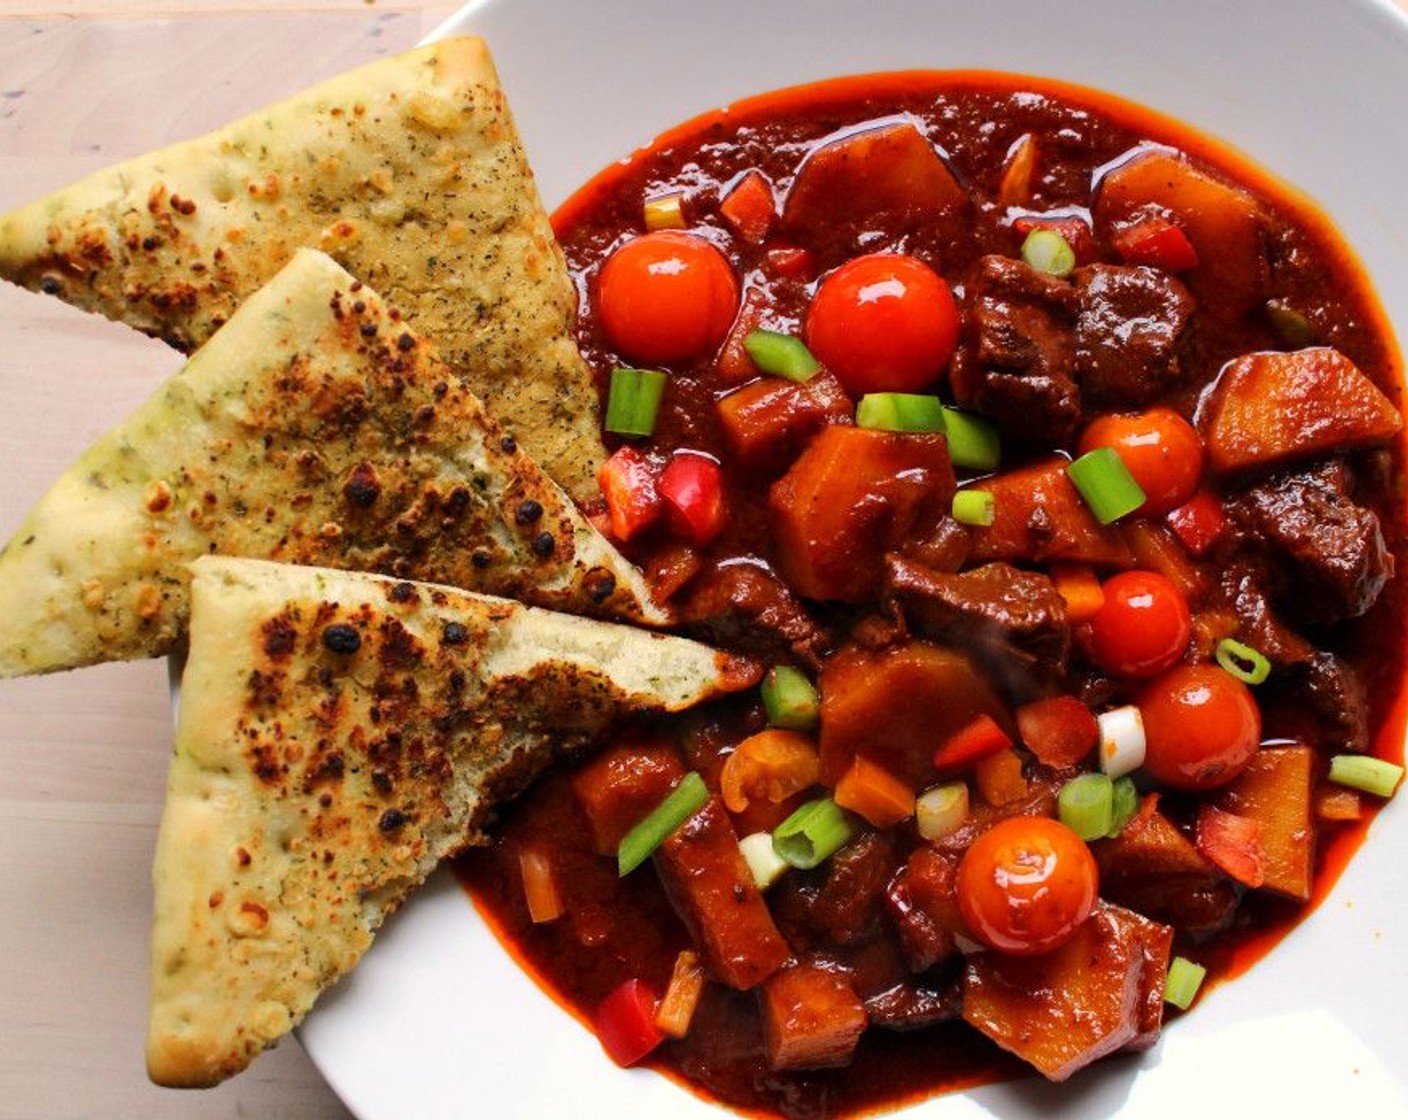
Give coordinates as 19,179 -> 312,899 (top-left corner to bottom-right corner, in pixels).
299,2 -> 1408,1117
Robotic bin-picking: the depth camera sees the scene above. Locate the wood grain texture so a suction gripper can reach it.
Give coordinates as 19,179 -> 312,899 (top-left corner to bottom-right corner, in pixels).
0,9 -> 458,1119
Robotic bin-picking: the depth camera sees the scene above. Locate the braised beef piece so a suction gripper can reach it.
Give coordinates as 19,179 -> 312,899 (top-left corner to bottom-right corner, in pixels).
885,555 -> 1071,676
1228,459 -> 1393,624
1276,651 -> 1371,754
950,255 -> 1081,445
864,980 -> 963,1032
1216,560 -> 1315,664
808,830 -> 897,945
680,560 -> 833,668
1072,264 -> 1195,407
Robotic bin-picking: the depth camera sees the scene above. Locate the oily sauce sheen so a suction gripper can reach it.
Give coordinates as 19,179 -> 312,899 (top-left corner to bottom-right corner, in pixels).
456,72 -> 1408,1118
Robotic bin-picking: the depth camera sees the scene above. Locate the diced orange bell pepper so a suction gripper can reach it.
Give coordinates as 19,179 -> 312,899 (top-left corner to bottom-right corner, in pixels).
597,445 -> 661,542
833,755 -> 915,827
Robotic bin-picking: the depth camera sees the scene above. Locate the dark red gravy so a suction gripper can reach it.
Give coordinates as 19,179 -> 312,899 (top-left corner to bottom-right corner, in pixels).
455,71 -> 1408,1118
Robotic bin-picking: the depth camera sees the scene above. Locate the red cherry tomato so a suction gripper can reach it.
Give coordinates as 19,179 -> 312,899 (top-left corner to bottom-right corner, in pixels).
597,231 -> 740,365
1139,663 -> 1261,790
805,253 -> 959,394
1087,570 -> 1192,679
956,816 -> 1098,956
657,452 -> 727,546
1077,408 -> 1204,517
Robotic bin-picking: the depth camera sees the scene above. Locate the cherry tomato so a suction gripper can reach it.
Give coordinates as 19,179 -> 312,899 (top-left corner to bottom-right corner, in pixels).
597,231 -> 740,365
1087,570 -> 1192,679
956,815 -> 1098,956
657,452 -> 727,546
1139,663 -> 1261,790
1077,408 -> 1204,517
805,253 -> 959,395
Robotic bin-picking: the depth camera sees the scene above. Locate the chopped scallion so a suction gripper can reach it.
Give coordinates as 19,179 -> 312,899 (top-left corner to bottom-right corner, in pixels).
604,367 -> 667,438
761,665 -> 820,731
1164,956 -> 1207,1010
738,831 -> 790,890
744,329 -> 819,382
617,772 -> 708,875
1058,772 -> 1114,840
1020,228 -> 1076,278
1097,704 -> 1146,779
643,192 -> 687,231
939,406 -> 1002,471
1066,447 -> 1146,524
952,488 -> 996,527
772,798 -> 852,869
915,781 -> 970,841
1328,753 -> 1405,799
1214,637 -> 1272,685
856,392 -> 945,432
1108,775 -> 1140,837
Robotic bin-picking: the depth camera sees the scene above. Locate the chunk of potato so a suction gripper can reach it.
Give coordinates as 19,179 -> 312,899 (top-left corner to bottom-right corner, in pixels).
1214,745 -> 1315,901
761,962 -> 868,1070
1199,347 -> 1402,476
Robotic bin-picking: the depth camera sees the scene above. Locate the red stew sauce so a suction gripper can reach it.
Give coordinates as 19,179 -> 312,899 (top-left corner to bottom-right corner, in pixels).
455,72 -> 1408,1118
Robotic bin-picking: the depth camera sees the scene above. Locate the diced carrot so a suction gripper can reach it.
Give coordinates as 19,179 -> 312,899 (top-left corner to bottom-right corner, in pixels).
966,457 -> 1134,568
933,713 -> 1014,775
715,286 -> 769,383
1214,746 -> 1314,900
518,848 -> 564,924
1195,805 -> 1266,889
655,949 -> 708,1039
1316,785 -> 1364,823
763,240 -> 817,280
1199,347 -> 1403,476
655,797 -> 791,990
1122,520 -> 1207,601
973,746 -> 1027,806
715,370 -> 851,473
819,640 -> 1010,788
996,132 -> 1037,208
781,121 -> 966,236
1050,562 -> 1106,624
1165,490 -> 1227,557
719,169 -> 777,244
769,426 -> 956,602
719,729 -> 820,814
833,755 -> 915,827
760,963 -> 868,1070
1016,695 -> 1099,768
570,739 -> 688,855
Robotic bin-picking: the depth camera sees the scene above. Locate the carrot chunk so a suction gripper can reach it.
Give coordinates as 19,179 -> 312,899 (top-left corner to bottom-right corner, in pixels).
570,739 -> 687,855
833,755 -> 916,827
715,371 -> 851,473
719,169 -> 777,244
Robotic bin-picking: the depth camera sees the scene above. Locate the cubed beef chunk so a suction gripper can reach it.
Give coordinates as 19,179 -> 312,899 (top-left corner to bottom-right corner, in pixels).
1229,459 -> 1393,623
1277,651 -> 1370,754
1072,264 -> 1195,407
950,255 -> 1081,445
885,555 -> 1071,675
809,830 -> 897,945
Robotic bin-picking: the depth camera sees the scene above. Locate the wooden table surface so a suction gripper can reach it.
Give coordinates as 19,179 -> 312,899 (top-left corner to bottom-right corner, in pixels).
0,6 -> 460,1118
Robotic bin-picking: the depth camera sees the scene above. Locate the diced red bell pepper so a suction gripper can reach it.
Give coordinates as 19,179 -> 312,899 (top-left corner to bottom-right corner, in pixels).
658,452 -> 727,547
595,978 -> 665,1067
719,169 -> 777,244
1016,695 -> 1099,769
1111,216 -> 1200,272
932,713 -> 1014,774
597,446 -> 661,542
763,241 -> 817,280
1164,490 -> 1227,557
1011,213 -> 1095,264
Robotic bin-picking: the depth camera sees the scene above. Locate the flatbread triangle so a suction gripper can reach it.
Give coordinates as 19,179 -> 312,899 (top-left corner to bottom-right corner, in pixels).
147,555 -> 750,1088
0,36 -> 605,501
0,247 -> 663,678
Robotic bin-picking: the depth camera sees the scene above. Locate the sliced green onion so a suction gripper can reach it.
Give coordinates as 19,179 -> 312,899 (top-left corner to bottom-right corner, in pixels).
1058,772 -> 1114,841
761,665 -> 820,731
939,406 -> 1002,471
739,831 -> 790,890
744,329 -> 819,382
915,781 -> 970,841
1214,637 -> 1272,685
1066,447 -> 1147,524
856,392 -> 945,432
617,772 -> 708,875
643,192 -> 687,231
1328,753 -> 1405,799
772,798 -> 852,869
1108,775 -> 1140,837
604,367 -> 667,438
1097,704 -> 1146,779
1021,228 -> 1076,278
1164,956 -> 1207,1010
1265,299 -> 1317,348
952,488 -> 996,527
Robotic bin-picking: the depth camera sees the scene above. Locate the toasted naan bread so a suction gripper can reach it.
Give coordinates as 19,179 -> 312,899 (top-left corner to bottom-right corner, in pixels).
0,37 -> 604,500
147,556 -> 751,1088
0,249 -> 661,678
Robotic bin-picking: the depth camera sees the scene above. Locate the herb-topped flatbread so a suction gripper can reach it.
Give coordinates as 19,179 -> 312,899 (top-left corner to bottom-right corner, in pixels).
147,556 -> 752,1088
0,248 -> 662,678
0,36 -> 604,500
